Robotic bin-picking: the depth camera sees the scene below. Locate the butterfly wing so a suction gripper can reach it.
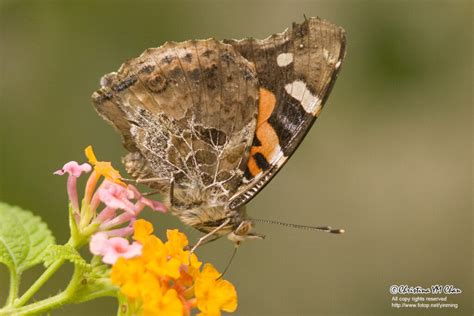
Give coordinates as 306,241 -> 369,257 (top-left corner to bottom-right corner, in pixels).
224,17 -> 346,210
92,39 -> 259,209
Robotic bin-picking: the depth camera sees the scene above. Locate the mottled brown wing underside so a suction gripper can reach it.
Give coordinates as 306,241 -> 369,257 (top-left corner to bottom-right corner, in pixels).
224,17 -> 346,210
91,17 -> 346,216
92,40 -> 259,211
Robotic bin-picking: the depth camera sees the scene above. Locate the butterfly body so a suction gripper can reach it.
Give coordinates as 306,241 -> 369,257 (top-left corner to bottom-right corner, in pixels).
92,17 -> 346,241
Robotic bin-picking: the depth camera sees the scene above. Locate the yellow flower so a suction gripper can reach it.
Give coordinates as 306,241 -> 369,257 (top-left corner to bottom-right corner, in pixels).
137,227 -> 197,280
111,257 -> 146,299
133,219 -> 154,244
165,229 -> 202,281
111,220 -> 237,316
189,252 -> 202,277
143,288 -> 183,316
195,264 -> 237,316
165,229 -> 191,265
143,235 -> 182,279
139,272 -> 184,316
85,145 -> 125,185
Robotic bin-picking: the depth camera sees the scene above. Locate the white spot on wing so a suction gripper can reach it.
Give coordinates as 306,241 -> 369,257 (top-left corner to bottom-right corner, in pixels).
323,48 -> 337,64
269,145 -> 283,164
276,53 -> 293,67
276,155 -> 287,167
284,80 -> 321,115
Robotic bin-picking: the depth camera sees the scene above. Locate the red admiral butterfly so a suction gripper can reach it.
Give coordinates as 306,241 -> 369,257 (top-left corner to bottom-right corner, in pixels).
92,17 -> 346,248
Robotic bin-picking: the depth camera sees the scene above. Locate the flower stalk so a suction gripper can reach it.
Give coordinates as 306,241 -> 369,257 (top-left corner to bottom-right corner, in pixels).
5,268 -> 20,307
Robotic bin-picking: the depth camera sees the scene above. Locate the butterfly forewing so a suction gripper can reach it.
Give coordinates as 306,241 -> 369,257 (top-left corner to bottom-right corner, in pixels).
224,17 -> 346,209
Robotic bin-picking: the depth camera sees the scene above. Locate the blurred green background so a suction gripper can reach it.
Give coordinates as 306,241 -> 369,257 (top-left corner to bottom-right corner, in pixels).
0,0 -> 471,315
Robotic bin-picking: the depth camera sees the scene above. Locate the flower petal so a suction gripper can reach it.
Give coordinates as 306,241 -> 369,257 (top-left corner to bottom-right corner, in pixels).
143,288 -> 183,316
195,264 -> 238,315
54,161 -> 91,177
91,234 -> 143,265
165,229 -> 190,265
85,145 -> 125,185
139,197 -> 168,213
111,257 -> 146,298
133,219 -> 154,243
128,185 -> 167,213
89,232 -> 110,256
85,145 -> 98,164
98,180 -> 136,213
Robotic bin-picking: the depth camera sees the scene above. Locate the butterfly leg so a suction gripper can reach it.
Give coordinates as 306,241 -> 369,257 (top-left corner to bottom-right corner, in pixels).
169,178 -> 175,207
185,235 -> 220,251
141,178 -> 176,208
119,176 -> 169,184
190,218 -> 231,254
141,190 -> 160,197
135,177 -> 169,184
120,177 -> 175,207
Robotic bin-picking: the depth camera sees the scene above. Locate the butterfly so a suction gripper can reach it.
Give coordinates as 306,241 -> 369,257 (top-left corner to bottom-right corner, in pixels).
92,17 -> 346,248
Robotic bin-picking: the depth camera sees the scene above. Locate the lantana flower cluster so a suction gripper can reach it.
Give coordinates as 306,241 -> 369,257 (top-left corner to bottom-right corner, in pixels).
110,219 -> 237,316
54,146 -> 238,316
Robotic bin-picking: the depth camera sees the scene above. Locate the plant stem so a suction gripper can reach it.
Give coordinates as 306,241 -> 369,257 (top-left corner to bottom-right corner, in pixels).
14,238 -> 81,308
14,258 -> 66,307
6,289 -> 70,315
116,294 -> 134,316
5,268 -> 20,306
74,288 -> 117,303
8,258 -> 83,315
2,260 -> 116,315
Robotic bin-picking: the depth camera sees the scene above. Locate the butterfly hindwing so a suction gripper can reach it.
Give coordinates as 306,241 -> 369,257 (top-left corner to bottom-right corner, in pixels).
224,17 -> 346,209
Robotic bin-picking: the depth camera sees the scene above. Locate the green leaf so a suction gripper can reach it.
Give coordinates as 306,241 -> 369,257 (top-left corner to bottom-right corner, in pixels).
43,244 -> 88,268
0,202 -> 56,273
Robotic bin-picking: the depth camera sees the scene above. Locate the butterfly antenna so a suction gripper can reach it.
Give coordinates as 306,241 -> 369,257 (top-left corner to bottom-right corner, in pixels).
217,243 -> 239,280
252,218 -> 345,234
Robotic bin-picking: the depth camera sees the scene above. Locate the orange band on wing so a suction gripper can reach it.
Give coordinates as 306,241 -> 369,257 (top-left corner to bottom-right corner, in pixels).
247,88 -> 279,177
256,88 -> 276,126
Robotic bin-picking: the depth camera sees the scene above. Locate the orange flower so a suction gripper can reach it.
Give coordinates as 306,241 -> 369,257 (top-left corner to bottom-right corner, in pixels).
133,219 -> 154,244
143,288 -> 183,316
195,264 -> 237,316
85,145 -> 125,185
111,220 -> 237,316
111,257 -> 146,299
143,235 -> 182,279
165,229 -> 191,265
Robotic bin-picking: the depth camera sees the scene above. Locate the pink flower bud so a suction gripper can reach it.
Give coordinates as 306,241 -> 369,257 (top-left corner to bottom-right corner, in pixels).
54,161 -> 91,213
54,161 -> 91,177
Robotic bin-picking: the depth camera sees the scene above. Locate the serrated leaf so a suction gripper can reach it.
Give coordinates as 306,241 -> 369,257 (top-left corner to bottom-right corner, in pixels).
43,244 -> 88,268
0,202 -> 56,273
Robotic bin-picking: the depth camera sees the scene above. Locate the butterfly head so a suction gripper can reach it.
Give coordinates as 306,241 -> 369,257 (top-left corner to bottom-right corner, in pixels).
190,206 -> 265,243
227,219 -> 265,243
